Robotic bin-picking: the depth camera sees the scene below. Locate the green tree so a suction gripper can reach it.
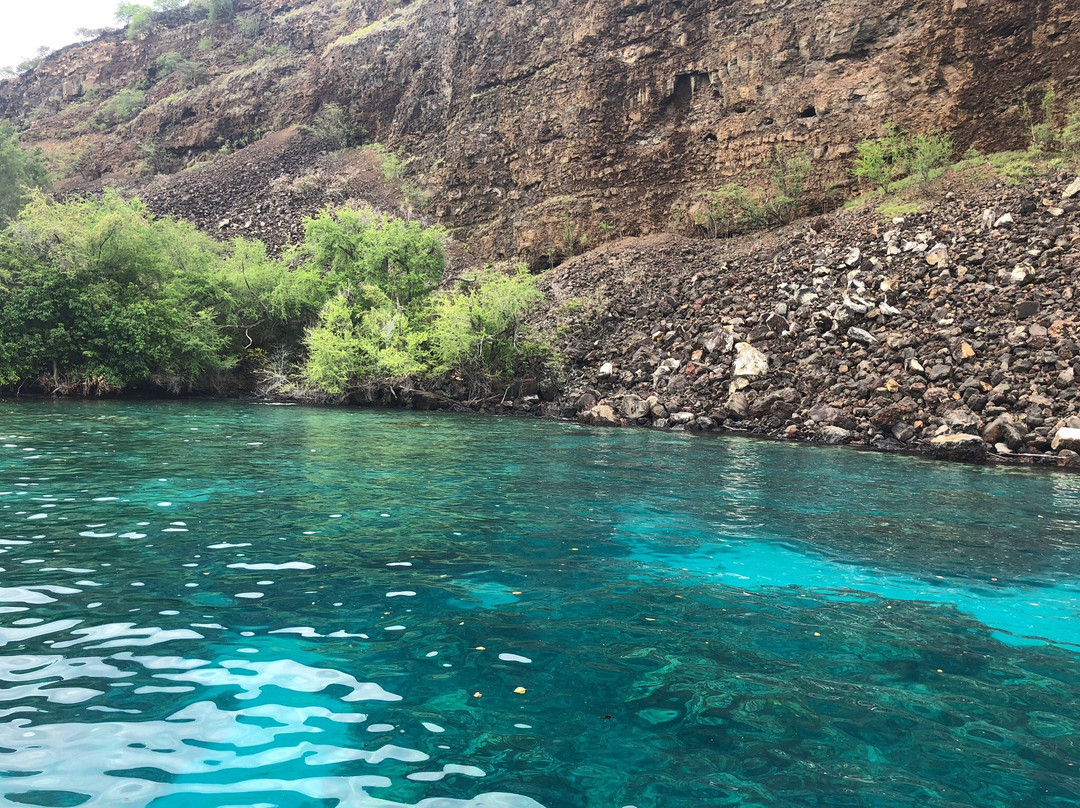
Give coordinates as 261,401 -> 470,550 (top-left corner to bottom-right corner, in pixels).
300,206 -> 445,307
191,0 -> 236,25
0,123 -> 50,225
115,2 -> 154,38
0,191 -> 226,391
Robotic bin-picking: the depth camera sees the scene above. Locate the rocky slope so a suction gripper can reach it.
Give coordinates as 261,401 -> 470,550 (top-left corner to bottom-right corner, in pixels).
1,0 -> 1077,260
523,167 -> 1080,466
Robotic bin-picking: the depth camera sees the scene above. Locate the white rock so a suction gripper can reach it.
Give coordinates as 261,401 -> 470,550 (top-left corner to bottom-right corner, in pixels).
732,342 -> 768,379
925,243 -> 949,266
1009,264 -> 1034,285
993,213 -> 1014,228
598,362 -> 614,378
1063,176 -> 1080,200
1052,427 -> 1080,451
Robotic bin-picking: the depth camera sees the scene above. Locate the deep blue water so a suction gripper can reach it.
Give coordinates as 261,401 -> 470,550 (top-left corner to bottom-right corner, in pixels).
0,400 -> 1078,808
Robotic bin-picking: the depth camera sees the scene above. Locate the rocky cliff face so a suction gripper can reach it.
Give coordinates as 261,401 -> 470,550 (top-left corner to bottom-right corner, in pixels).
1,0 -> 1077,259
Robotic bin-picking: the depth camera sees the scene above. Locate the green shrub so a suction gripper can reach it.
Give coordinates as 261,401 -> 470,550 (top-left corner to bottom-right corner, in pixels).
692,147 -> 812,238
0,189 -> 544,396
0,192 -> 340,393
191,0 -> 236,25
907,132 -> 954,186
0,191 -> 227,390
139,141 -> 179,176
852,126 -> 953,191
852,138 -> 891,192
306,103 -> 362,149
1063,103 -> 1080,152
156,51 -> 186,76
1024,89 -> 1059,153
94,88 -> 146,127
691,184 -> 746,238
302,287 -> 423,393
367,142 -> 405,181
300,206 -> 445,307
156,52 -> 204,88
428,269 -> 545,379
767,146 -> 812,223
1023,88 -> 1080,154
0,122 -> 50,224
238,14 -> 262,39
559,213 -> 587,256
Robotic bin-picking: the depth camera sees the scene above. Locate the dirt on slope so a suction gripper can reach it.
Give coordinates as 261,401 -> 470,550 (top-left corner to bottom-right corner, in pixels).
138,127 -> 410,252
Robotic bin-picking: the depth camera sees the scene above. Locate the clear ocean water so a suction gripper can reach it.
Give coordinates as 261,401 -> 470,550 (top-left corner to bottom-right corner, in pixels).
0,400 -> 1078,808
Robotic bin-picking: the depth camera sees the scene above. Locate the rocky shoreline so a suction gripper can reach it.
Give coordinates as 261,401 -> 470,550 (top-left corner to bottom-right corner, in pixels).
503,168 -> 1080,468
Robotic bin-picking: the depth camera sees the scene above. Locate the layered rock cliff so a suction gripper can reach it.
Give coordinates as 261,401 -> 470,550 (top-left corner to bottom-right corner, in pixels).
1,0 -> 1077,259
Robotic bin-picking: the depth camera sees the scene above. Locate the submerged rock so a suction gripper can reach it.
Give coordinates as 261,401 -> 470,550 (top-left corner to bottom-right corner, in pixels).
579,404 -> 620,427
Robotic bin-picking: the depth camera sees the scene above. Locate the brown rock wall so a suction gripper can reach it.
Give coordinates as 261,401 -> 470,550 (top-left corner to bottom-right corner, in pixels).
0,0 -> 1077,258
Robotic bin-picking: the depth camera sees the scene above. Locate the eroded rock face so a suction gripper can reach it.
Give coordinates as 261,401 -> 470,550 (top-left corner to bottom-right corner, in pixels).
1,0 -> 1076,258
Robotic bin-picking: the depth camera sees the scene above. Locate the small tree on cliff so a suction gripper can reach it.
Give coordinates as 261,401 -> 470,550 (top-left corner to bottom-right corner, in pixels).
0,123 -> 49,225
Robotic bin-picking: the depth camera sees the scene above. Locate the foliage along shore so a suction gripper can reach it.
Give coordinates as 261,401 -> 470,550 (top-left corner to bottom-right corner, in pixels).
0,189 -> 547,402
6,109 -> 1080,469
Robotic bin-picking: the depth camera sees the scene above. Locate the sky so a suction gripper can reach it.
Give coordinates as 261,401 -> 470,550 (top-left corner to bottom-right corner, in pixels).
0,0 -> 138,71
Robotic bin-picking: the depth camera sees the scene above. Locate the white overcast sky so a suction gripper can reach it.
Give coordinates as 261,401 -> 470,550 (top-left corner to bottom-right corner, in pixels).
0,0 -> 147,70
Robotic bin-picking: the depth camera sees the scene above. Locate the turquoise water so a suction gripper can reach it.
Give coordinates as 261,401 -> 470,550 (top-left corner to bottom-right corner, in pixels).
1,401 -> 1079,808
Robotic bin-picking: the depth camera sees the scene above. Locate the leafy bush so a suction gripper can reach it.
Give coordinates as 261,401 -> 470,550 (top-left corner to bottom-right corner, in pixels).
1023,88 -> 1080,154
766,146 -> 812,224
302,287 -> 423,393
907,132 -> 954,186
0,190 -> 547,397
852,126 -> 953,191
0,191 -> 226,390
691,147 -> 813,238
155,52 -> 203,87
428,269 -> 545,380
0,122 -> 50,224
366,142 -> 405,181
691,184 -> 745,238
299,206 -> 445,307
94,88 -> 146,128
156,51 -> 186,76
139,141 -> 180,176
191,0 -> 236,25
305,103 -> 362,150
852,138 -> 891,192
238,14 -> 262,39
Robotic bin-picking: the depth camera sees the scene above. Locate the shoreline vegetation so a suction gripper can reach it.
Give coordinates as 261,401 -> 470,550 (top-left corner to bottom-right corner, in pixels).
2,100 -> 1080,467
0,190 -> 547,403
